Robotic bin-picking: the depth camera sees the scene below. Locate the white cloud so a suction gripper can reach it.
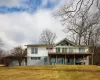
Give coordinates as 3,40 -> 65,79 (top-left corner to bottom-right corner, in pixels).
0,0 -> 72,50
0,9 -> 67,50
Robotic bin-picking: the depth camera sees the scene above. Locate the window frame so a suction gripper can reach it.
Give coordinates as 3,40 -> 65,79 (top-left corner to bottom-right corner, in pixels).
62,48 -> 67,53
31,48 -> 38,54
56,48 -> 60,53
31,57 -> 41,60
79,48 -> 85,53
69,48 -> 73,52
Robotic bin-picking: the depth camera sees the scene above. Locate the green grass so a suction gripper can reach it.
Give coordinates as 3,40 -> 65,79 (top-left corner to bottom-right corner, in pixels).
0,65 -> 100,80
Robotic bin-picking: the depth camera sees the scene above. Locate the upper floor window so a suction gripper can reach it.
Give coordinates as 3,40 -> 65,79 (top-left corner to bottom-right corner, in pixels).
79,48 -> 85,53
31,48 -> 38,54
62,48 -> 67,53
69,48 -> 73,52
56,48 -> 60,53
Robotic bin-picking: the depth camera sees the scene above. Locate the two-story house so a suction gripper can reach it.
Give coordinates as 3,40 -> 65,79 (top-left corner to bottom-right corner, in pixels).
26,38 -> 92,65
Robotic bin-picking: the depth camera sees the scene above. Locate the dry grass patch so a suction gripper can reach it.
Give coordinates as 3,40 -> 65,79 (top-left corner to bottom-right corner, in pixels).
0,65 -> 100,80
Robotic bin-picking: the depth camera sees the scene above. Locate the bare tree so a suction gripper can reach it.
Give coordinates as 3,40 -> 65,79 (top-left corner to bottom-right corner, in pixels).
0,38 -> 4,61
57,10 -> 100,45
54,0 -> 100,65
0,50 -> 4,60
89,45 -> 100,65
54,0 -> 100,45
55,0 -> 100,17
11,46 -> 27,66
40,29 -> 57,45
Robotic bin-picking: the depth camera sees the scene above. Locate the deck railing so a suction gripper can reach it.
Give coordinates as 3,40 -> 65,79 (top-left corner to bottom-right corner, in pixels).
48,48 -> 88,53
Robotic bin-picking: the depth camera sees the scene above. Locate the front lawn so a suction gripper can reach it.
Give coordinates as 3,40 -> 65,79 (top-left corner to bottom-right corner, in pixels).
0,65 -> 100,80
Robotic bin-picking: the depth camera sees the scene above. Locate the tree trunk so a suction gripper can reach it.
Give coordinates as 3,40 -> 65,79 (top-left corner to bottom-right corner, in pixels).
25,58 -> 27,66
18,61 -> 21,66
78,35 -> 81,45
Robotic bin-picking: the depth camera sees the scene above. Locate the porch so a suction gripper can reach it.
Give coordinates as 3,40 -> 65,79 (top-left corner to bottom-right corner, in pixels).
48,53 -> 92,65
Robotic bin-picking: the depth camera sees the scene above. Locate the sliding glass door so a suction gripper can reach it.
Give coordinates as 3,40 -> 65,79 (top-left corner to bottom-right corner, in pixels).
58,57 -> 64,64
67,56 -> 74,65
50,57 -> 56,65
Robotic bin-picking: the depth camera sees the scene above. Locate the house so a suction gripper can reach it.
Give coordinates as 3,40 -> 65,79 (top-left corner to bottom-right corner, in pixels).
25,38 -> 93,65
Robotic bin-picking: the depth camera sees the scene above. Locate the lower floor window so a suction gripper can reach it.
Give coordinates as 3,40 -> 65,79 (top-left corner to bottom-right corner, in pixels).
31,57 -> 41,60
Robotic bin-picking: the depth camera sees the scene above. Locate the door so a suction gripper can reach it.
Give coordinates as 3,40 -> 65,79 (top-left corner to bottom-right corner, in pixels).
67,57 -> 74,65
50,57 -> 56,65
58,57 -> 64,64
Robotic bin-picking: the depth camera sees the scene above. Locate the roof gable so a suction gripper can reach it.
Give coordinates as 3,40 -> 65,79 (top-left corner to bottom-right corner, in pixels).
56,38 -> 75,46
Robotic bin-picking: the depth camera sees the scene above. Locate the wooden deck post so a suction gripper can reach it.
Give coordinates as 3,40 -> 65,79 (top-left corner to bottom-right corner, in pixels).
48,55 -> 50,65
83,55 -> 84,65
63,57 -> 64,64
92,54 -> 93,65
74,55 -> 75,65
56,55 -> 57,64
65,55 -> 66,64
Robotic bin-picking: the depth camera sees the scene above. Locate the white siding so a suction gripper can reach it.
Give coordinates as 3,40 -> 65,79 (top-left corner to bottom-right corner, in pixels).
27,47 -> 48,65
27,47 -> 48,57
27,56 -> 47,65
26,46 -> 90,65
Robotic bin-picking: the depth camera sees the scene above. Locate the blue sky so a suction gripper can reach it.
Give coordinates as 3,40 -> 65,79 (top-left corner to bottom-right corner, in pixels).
0,0 -> 60,13
0,0 -> 69,50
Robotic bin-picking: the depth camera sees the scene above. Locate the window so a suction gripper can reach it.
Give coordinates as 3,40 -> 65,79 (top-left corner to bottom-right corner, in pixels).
35,48 -> 38,53
31,57 -> 36,60
31,57 -> 41,60
62,48 -> 67,53
79,48 -> 85,53
56,48 -> 60,53
69,48 -> 73,52
37,57 -> 40,60
31,48 -> 38,54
